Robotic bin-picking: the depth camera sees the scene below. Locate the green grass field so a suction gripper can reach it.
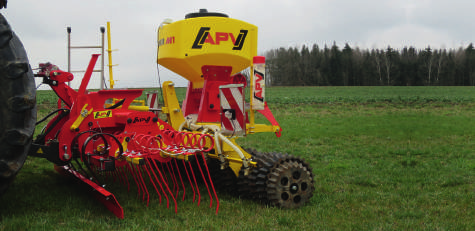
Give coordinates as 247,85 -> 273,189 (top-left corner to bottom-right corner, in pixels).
1,86 -> 475,230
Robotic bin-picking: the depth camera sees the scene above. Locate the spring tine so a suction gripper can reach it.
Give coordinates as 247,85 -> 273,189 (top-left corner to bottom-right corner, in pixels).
145,158 -> 163,204
188,161 -> 201,206
154,162 -> 171,208
134,165 -> 150,205
133,164 -> 146,200
160,162 -> 170,186
116,167 -> 126,187
165,161 -> 179,199
120,166 -> 130,191
181,159 -> 195,202
141,165 -> 153,206
200,153 -> 219,214
115,169 -> 121,184
111,168 -> 118,182
136,165 -> 150,206
111,169 -> 117,182
195,155 -> 213,208
142,158 -> 162,206
173,159 -> 186,201
151,159 -> 178,213
126,164 -> 142,197
171,161 -> 181,199
129,163 -> 147,202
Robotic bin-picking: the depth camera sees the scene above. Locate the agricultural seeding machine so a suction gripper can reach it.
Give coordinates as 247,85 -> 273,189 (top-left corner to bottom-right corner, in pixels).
0,8 -> 314,218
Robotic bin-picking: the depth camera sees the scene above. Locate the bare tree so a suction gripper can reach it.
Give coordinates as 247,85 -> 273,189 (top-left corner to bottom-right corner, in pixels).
373,49 -> 383,85
383,46 -> 394,86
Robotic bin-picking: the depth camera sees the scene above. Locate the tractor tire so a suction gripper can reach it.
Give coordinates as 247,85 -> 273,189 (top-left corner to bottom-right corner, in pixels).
0,13 -> 36,197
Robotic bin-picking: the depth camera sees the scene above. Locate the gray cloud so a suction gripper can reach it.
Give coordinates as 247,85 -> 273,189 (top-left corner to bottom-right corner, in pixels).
2,0 -> 473,88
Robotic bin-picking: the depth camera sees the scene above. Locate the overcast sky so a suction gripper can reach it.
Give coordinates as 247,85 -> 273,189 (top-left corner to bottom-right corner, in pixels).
3,0 -> 474,89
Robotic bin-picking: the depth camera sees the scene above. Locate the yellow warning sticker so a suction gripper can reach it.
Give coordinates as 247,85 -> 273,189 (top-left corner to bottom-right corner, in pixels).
93,110 -> 112,119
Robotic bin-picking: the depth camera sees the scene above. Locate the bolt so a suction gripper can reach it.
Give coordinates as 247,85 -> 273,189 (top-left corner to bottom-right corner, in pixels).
63,153 -> 70,160
291,185 -> 298,191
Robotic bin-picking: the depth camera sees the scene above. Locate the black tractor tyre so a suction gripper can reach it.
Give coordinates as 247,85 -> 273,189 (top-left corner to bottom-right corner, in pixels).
0,13 -> 37,196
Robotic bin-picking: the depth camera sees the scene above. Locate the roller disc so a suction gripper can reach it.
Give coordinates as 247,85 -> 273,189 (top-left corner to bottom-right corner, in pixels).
266,160 -> 314,208
237,149 -> 314,208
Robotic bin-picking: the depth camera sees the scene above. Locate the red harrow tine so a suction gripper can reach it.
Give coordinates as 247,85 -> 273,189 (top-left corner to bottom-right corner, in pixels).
195,154 -> 214,209
173,159 -> 187,201
134,164 -> 150,204
126,164 -> 143,198
116,167 -> 126,187
165,161 -> 179,199
151,158 -> 178,213
135,164 -> 150,206
160,162 -> 171,186
142,163 -> 163,207
145,158 -> 165,204
200,153 -> 219,214
119,166 -> 130,191
182,159 -> 196,203
188,161 -> 201,206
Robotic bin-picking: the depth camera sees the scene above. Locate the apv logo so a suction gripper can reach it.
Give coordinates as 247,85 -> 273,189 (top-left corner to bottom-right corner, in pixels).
93,110 -> 112,119
254,70 -> 264,101
192,27 -> 248,50
133,116 -> 151,124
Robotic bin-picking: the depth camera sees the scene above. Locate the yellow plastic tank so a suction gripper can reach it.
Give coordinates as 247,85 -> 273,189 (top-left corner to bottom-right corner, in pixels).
157,10 -> 258,85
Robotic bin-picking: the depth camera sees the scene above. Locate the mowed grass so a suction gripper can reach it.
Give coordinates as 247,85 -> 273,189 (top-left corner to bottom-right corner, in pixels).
1,86 -> 475,230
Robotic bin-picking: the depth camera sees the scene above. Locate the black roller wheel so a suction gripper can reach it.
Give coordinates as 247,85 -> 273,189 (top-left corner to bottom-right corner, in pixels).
0,13 -> 37,196
266,160 -> 314,208
237,149 -> 314,208
207,158 -> 238,194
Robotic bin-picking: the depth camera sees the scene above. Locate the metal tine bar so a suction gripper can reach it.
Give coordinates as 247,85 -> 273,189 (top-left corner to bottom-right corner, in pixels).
188,161 -> 201,206
181,159 -> 196,202
173,159 -> 186,201
120,166 -> 130,191
134,164 -> 150,204
116,167 -> 126,187
105,168 -> 110,181
111,169 -> 117,182
113,168 -> 121,183
165,161 -> 179,199
200,153 -> 219,214
138,165 -> 152,207
114,169 -> 121,184
145,158 -> 164,204
195,155 -> 213,208
141,161 -> 158,206
152,159 -> 178,213
126,163 -> 142,198
160,162 -> 171,186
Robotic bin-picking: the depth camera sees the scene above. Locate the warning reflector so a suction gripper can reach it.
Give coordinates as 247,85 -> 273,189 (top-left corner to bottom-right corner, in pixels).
146,92 -> 159,117
219,84 -> 246,136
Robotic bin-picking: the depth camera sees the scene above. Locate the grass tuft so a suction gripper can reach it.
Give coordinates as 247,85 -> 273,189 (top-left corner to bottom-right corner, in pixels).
2,86 -> 475,230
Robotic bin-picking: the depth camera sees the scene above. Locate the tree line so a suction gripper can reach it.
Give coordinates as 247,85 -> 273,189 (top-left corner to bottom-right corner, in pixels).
264,43 -> 475,86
